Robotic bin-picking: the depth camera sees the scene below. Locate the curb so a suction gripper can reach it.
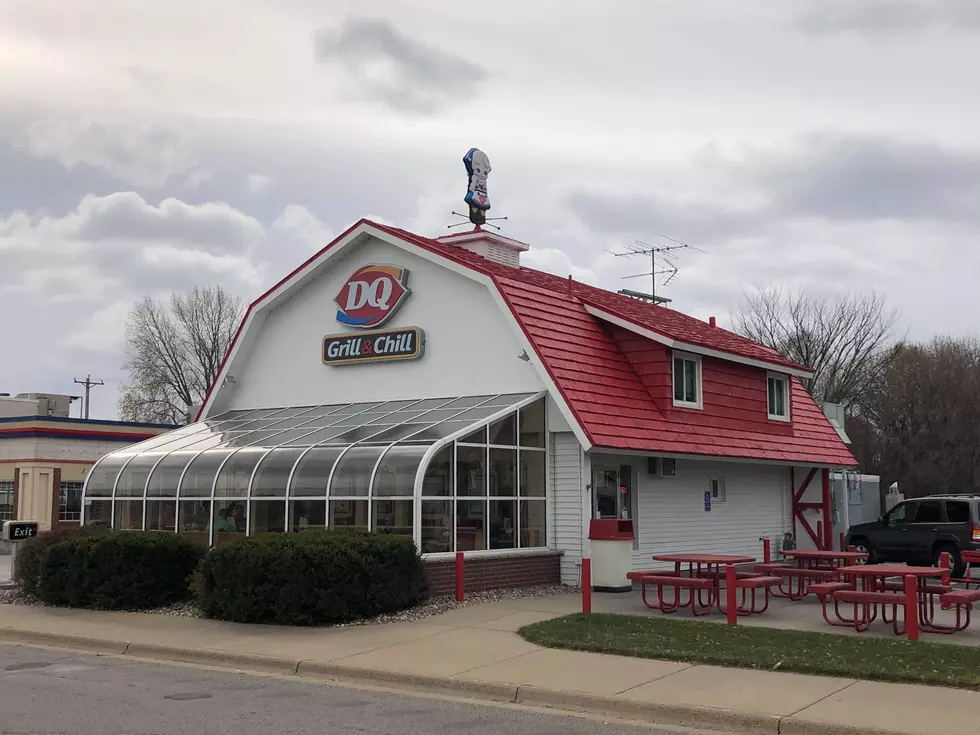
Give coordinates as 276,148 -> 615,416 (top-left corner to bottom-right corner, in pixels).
0,628 -> 915,735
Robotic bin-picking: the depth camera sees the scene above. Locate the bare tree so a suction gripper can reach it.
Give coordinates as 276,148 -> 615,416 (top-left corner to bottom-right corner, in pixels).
732,286 -> 904,411
119,286 -> 244,424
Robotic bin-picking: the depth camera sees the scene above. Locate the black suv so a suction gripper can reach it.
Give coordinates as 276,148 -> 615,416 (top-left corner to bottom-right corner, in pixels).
845,495 -> 980,578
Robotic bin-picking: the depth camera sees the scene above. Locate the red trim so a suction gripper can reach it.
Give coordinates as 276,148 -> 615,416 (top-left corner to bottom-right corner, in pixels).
791,466 -> 831,549
0,458 -> 95,465
822,468 -> 833,550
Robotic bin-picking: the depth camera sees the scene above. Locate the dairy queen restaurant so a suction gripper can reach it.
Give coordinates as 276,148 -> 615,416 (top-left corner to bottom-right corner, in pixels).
80,219 -> 856,594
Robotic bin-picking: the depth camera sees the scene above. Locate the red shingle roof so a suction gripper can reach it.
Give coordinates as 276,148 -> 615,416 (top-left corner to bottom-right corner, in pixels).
364,222 -> 855,467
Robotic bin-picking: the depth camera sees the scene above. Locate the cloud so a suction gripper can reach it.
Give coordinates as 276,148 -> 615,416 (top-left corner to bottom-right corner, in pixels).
246,173 -> 272,194
795,0 -> 980,35
313,17 -> 488,114
23,118 -> 202,185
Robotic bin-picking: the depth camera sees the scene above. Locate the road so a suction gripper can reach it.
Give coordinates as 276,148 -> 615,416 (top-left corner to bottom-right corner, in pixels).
0,644 -> 688,735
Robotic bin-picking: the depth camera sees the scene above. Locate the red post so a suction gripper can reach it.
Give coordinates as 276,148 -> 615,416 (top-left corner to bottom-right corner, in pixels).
761,537 -> 771,564
904,574 -> 919,642
821,468 -> 833,550
455,551 -> 465,602
839,532 -> 845,552
726,564 -> 738,625
816,521 -> 823,550
581,558 -> 592,614
940,552 -> 951,585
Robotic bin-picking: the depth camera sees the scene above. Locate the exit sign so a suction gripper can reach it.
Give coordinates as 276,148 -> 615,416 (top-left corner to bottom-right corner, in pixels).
2,521 -> 39,542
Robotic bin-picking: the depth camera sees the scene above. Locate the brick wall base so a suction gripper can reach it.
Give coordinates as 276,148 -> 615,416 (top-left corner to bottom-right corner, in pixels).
424,550 -> 562,596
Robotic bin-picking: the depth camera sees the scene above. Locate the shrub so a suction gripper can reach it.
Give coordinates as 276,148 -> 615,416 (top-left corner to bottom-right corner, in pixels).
198,529 -> 429,625
37,531 -> 204,611
13,525 -> 97,598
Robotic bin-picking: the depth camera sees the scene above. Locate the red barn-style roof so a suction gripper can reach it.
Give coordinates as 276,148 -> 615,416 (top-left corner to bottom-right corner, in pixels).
202,219 -> 857,467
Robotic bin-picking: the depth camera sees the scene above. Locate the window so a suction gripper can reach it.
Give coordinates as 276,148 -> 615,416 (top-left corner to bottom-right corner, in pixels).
767,372 -> 790,421
59,482 -> 84,521
672,352 -> 701,408
709,476 -> 727,503
945,501 -> 971,524
0,480 -> 13,521
913,500 -> 942,524
886,502 -> 915,525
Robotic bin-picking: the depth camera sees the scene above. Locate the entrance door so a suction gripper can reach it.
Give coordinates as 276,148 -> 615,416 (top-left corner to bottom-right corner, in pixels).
592,466 -> 631,520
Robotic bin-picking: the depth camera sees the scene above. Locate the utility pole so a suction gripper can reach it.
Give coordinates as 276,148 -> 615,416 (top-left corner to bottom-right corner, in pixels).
73,374 -> 104,419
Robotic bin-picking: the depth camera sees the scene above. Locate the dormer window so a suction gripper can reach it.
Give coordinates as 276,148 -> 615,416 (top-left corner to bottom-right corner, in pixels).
672,351 -> 702,409
767,372 -> 790,421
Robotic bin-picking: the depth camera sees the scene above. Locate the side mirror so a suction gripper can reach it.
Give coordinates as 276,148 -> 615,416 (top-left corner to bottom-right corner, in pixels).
878,516 -> 886,525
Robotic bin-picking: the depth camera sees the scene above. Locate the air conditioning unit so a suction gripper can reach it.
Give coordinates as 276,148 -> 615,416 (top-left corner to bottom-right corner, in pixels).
647,457 -> 677,478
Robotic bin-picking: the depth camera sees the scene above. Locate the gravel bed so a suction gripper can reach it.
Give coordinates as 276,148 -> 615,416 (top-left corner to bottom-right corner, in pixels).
0,584 -> 576,625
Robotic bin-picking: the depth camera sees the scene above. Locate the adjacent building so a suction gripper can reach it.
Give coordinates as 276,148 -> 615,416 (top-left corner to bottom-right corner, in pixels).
80,220 -> 857,591
0,393 -> 175,532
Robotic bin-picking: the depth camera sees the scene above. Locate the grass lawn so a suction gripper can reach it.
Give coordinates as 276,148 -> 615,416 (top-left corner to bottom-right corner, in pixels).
519,613 -> 980,689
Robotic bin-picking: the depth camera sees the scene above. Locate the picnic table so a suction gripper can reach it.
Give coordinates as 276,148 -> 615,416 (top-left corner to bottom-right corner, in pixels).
770,549 -> 869,600
627,554 -> 763,617
834,564 -> 962,634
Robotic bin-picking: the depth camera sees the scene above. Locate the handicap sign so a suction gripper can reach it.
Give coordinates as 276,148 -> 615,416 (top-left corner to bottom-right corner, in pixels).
704,490 -> 711,512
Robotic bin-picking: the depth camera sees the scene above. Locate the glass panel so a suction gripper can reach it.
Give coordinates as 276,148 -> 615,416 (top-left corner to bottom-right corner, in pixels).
329,499 -> 368,531
268,405 -> 321,418
326,402 -> 383,417
330,446 -> 386,497
84,499 -> 112,527
457,445 -> 486,497
459,426 -> 487,444
114,499 -> 143,530
372,499 -> 413,538
914,501 -> 942,524
178,500 -> 211,536
214,500 -> 247,545
443,395 -> 494,409
213,448 -> 267,498
288,427 -> 350,446
404,398 -> 454,411
481,393 -> 534,407
114,453 -> 166,497
374,444 -> 430,497
398,422 -> 474,442
180,449 -> 235,497
673,357 -> 684,402
365,424 -> 432,444
520,450 -> 547,497
685,361 -> 697,402
84,454 -> 133,497
252,447 -> 305,497
413,408 -> 472,423
234,407 -> 292,420
448,405 -> 502,424
227,429 -> 289,447
421,446 -> 452,496
327,425 -> 395,444
146,500 -> 176,531
518,399 -> 546,447
456,500 -> 486,551
488,413 -> 517,446
59,483 -> 83,521
520,499 -> 547,548
250,500 -> 286,536
260,427 -> 323,446
376,399 -> 424,411
147,451 -> 198,497
367,410 -> 428,425
254,415 -> 321,431
947,501 -> 971,524
489,447 -> 517,496
767,378 -> 777,415
489,499 -> 516,550
421,500 -> 453,553
331,412 -> 391,427
290,499 -> 326,532
291,447 -> 345,496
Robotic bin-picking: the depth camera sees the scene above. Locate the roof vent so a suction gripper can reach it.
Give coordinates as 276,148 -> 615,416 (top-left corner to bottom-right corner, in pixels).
436,229 -> 529,268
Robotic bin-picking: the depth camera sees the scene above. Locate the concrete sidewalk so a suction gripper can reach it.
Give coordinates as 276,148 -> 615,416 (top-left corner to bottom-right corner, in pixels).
1,595 -> 977,735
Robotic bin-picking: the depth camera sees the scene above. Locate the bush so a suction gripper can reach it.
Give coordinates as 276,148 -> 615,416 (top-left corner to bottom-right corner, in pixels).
198,530 -> 429,625
37,532 -> 204,611
13,525 -> 97,598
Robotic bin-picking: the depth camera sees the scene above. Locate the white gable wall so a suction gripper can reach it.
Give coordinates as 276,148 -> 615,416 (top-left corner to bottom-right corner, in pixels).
223,235 -> 545,410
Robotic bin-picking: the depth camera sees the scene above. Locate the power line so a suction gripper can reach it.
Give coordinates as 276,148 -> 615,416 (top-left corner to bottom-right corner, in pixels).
73,374 -> 104,419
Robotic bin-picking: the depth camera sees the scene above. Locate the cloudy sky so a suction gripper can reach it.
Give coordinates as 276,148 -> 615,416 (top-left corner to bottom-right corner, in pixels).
3,0 -> 979,420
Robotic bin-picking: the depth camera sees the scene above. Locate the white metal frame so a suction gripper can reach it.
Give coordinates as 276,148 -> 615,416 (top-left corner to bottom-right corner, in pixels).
766,371 -> 791,422
671,350 -> 703,410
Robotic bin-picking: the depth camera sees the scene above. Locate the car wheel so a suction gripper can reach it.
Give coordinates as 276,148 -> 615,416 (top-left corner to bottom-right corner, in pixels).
850,538 -> 876,564
933,545 -> 964,579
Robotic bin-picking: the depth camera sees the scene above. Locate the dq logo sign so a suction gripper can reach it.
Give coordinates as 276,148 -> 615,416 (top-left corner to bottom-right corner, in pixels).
334,265 -> 411,328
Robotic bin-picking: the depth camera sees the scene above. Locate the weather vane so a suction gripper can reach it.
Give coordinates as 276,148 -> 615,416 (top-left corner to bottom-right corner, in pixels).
463,147 -> 491,226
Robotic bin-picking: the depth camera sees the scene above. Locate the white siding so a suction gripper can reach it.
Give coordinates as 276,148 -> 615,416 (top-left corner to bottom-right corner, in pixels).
552,432 -> 584,585
619,457 -> 793,571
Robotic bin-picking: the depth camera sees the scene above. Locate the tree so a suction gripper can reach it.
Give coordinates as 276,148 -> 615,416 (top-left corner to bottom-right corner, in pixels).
119,286 -> 244,424
732,286 -> 903,411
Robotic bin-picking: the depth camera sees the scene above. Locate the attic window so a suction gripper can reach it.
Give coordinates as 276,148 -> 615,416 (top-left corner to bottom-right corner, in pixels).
672,351 -> 702,409
767,372 -> 790,422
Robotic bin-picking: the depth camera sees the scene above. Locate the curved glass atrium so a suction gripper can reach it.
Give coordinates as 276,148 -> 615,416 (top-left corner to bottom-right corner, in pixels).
82,393 -> 548,553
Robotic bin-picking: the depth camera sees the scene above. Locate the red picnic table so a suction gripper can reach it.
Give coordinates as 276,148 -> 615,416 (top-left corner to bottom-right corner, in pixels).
767,549 -> 869,600
628,553 -> 759,616
829,564 -> 980,635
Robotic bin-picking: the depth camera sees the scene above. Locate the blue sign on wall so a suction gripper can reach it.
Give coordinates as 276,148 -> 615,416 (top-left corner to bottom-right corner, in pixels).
704,490 -> 712,512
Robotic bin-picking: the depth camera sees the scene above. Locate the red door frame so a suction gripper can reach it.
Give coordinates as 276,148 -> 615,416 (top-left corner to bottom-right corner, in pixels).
790,467 -> 834,550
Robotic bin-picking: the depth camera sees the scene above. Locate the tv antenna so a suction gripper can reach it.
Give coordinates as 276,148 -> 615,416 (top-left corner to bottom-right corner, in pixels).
447,211 -> 509,232
608,234 -> 705,305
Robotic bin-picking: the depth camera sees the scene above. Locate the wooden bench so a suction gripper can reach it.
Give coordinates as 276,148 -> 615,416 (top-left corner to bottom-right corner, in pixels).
832,589 -> 907,634
930,588 -> 980,633
627,572 -> 716,616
